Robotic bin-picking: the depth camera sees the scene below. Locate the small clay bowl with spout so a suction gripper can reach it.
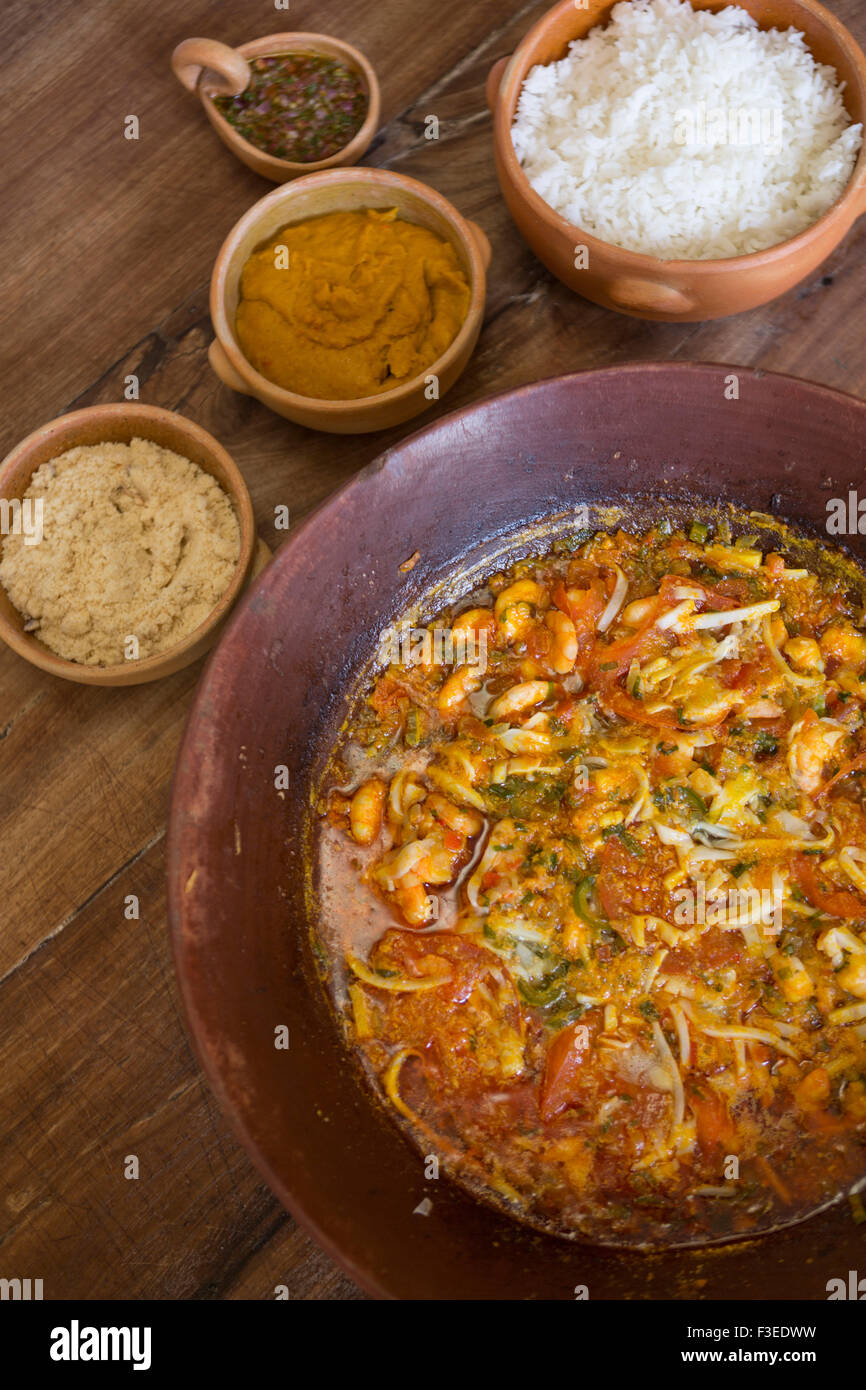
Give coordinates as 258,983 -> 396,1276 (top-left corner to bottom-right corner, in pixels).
171,32 -> 381,183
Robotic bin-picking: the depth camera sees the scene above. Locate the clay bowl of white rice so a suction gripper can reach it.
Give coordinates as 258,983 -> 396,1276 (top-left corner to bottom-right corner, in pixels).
488,0 -> 866,320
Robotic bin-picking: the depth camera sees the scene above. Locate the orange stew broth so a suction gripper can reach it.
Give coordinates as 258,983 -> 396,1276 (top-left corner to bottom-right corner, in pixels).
318,524 -> 866,1243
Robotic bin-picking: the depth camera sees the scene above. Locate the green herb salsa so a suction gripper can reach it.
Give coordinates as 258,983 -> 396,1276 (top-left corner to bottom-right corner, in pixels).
214,52 -> 368,163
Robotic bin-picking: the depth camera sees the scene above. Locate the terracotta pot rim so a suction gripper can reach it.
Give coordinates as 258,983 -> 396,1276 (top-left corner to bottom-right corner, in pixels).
233,365 -> 866,558
283,361 -> 866,502
198,31 -> 382,178
166,853 -> 394,1300
210,167 -> 488,414
492,0 -> 866,273
167,363 -> 866,1297
0,403 -> 257,685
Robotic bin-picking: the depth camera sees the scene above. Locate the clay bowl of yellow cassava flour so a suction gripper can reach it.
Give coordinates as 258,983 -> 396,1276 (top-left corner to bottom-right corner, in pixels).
0,404 -> 264,686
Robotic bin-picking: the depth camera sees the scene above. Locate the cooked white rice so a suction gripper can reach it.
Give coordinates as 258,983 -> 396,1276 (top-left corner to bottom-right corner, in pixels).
511,0 -> 862,260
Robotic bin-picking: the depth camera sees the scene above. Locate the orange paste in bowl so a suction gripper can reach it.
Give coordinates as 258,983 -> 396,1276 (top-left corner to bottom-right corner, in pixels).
235,208 -> 471,400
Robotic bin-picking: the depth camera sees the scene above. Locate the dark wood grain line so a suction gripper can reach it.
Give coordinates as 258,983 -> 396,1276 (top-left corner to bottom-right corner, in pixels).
0,687 -> 48,743
196,1207 -> 290,1300
0,826 -> 165,989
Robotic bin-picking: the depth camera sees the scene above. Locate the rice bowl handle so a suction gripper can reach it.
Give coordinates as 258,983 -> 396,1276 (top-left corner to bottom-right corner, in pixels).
486,55 -> 512,111
608,277 -> 697,316
171,37 -> 251,97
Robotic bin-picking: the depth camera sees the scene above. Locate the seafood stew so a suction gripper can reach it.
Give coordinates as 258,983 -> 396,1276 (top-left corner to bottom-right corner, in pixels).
319,519 -> 866,1245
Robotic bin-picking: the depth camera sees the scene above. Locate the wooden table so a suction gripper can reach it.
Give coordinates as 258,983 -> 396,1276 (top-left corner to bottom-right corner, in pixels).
2,0 -> 865,1301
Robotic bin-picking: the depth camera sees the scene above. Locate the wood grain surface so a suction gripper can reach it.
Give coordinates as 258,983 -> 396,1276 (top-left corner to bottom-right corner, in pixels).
1,0 -> 865,1300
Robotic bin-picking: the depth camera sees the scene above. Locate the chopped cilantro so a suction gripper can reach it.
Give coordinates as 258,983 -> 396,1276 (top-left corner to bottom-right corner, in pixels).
602,823 -> 643,856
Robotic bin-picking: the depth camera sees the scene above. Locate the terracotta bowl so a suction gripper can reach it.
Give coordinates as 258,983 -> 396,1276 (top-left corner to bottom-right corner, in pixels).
208,167 -> 491,434
168,363 -> 866,1298
487,0 -> 866,321
0,404 -> 264,687
171,32 -> 381,183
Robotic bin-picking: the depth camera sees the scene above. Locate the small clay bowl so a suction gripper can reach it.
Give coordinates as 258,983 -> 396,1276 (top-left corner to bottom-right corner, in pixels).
209,167 -> 491,434
0,404 -> 266,687
171,32 -> 381,183
488,0 -> 866,321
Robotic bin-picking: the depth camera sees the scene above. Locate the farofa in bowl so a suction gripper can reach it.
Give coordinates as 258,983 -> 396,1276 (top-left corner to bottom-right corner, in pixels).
0,437 -> 241,666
